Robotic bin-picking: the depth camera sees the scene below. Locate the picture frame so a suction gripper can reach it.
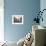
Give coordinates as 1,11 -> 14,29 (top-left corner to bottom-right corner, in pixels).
12,15 -> 24,24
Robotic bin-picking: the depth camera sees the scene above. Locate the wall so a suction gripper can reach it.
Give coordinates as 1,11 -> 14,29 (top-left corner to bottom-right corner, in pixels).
0,0 -> 4,42
4,0 -> 40,42
40,0 -> 46,27
40,0 -> 46,45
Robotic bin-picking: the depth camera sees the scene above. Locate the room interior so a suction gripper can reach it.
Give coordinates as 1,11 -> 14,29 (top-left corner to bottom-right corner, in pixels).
0,0 -> 46,46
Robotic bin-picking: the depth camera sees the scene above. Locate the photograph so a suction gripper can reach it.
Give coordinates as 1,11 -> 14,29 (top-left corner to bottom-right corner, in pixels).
12,15 -> 24,24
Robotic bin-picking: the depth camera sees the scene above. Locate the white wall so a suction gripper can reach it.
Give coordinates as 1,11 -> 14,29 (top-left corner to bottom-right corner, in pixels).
40,0 -> 46,27
0,0 -> 4,42
40,0 -> 46,45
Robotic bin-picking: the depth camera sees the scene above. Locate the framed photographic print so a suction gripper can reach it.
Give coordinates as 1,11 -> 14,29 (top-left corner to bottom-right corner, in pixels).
12,15 -> 24,24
